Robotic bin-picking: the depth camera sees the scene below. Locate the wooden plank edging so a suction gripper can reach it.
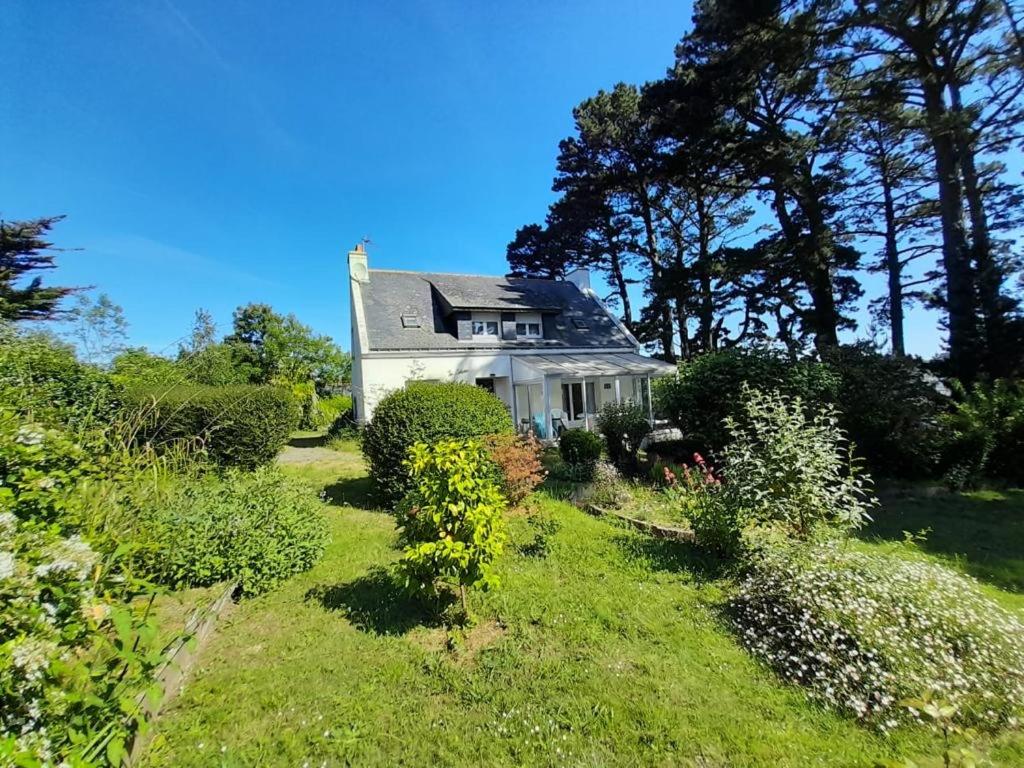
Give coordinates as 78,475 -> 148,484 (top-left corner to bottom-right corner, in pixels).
583,503 -> 696,543
126,581 -> 237,765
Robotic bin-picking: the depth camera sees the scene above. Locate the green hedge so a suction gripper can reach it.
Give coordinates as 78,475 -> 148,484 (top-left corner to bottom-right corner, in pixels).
655,349 -> 838,458
362,382 -> 513,506
655,347 -> 947,477
125,384 -> 300,468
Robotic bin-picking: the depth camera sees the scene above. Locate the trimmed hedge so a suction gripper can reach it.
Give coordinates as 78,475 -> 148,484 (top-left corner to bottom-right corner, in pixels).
362,382 -> 513,506
125,384 -> 300,468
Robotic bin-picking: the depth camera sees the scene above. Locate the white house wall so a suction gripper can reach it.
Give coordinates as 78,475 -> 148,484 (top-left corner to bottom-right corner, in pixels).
357,353 -> 513,422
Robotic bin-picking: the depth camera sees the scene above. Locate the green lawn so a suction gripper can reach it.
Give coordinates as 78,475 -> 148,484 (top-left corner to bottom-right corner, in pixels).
863,485 -> 1024,598
142,445 -> 1024,767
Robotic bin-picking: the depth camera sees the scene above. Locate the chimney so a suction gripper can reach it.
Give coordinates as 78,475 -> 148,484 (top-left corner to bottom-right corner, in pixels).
348,242 -> 369,283
565,267 -> 591,292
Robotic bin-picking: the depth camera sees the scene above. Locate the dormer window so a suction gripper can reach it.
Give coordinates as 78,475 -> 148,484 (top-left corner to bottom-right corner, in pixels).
515,312 -> 543,339
471,312 -> 500,338
516,321 -> 541,338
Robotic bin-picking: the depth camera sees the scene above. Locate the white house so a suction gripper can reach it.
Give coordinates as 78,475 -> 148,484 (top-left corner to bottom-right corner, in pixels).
347,243 -> 676,439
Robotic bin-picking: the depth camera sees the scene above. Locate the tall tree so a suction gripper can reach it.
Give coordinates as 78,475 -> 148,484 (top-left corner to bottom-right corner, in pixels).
840,81 -> 941,356
555,83 -> 681,360
674,0 -> 864,352
843,0 -> 1024,377
63,293 -> 128,365
0,216 -> 79,321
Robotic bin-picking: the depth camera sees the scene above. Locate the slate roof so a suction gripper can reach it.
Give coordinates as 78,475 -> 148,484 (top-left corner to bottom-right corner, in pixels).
358,269 -> 636,352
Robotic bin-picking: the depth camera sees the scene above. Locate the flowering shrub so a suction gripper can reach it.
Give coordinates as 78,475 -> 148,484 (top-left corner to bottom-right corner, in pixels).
692,386 -> 876,555
733,539 -> 1024,731
396,440 -> 507,614
1,412 -> 166,766
481,433 -> 545,505
653,453 -> 721,525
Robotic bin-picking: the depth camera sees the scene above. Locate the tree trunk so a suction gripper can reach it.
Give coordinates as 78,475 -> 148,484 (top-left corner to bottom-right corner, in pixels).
607,245 -> 633,329
919,77 -> 979,380
949,81 -> 1003,362
879,163 -> 906,357
638,192 -> 676,362
696,196 -> 715,353
769,181 -> 839,353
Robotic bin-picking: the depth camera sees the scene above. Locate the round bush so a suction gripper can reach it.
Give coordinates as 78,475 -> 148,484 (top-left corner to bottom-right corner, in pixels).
734,539 -> 1024,731
361,382 -> 513,506
558,428 -> 603,480
124,384 -> 300,468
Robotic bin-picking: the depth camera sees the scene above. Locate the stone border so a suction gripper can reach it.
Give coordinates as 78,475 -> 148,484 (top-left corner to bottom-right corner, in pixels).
127,581 -> 237,765
584,503 -> 695,543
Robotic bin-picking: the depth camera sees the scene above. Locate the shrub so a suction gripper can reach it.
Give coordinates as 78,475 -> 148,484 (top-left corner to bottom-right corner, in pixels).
691,386 -> 876,556
733,539 -> 1024,731
558,428 -> 603,481
131,467 -> 328,597
0,325 -> 120,431
941,379 -> 1024,488
124,384 -> 300,468
319,394 -> 352,426
0,412 -> 166,766
481,433 -> 545,505
654,348 -> 838,457
596,401 -> 651,468
362,382 -> 513,507
821,346 -> 947,478
396,440 -> 508,613
327,404 -> 359,441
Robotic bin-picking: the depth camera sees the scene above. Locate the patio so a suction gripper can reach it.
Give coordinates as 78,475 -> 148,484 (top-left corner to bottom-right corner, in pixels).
507,352 -> 676,439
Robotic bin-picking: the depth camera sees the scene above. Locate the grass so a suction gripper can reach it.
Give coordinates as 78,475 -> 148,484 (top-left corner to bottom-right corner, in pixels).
141,446 -> 1024,767
862,485 -> 1024,596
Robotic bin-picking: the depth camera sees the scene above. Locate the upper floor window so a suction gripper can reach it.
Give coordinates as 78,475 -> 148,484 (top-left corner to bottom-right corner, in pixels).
515,312 -> 543,339
516,321 -> 541,338
471,312 -> 500,338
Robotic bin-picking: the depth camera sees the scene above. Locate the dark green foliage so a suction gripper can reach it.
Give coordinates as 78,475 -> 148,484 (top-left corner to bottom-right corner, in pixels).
821,346 -> 947,478
133,467 -> 328,597
942,379 -> 1024,489
361,382 -> 513,506
596,401 -> 651,468
110,347 -> 181,386
0,324 -> 119,430
656,347 -> 949,478
558,428 -> 603,480
327,402 -> 359,440
0,216 -> 79,321
655,349 -> 839,457
125,384 -> 300,468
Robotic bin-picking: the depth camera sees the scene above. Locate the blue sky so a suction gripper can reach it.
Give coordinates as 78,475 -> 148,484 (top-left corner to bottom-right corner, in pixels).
2,0 -> 943,357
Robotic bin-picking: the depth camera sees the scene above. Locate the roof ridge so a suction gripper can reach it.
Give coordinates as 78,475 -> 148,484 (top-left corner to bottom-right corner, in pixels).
367,268 -> 560,282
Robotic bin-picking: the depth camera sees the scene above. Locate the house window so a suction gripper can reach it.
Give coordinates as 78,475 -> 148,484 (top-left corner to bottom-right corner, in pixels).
472,319 -> 499,337
515,321 -> 541,338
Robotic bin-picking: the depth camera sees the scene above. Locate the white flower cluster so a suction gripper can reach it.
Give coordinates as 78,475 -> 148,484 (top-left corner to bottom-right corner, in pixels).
1,510 -> 101,757
732,541 -> 1024,730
